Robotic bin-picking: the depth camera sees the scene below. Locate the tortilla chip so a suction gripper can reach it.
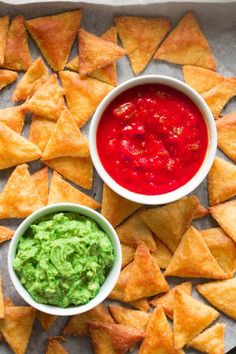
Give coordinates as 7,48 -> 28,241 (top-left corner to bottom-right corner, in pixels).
165,226 -> 227,279
0,69 -> 17,89
154,12 -> 216,70
42,109 -> 89,160
193,202 -> 209,219
37,312 -> 57,332
115,16 -> 171,75
32,167 -> 49,205
3,16 -> 32,71
121,243 -> 135,268
0,274 -> 4,319
109,305 -> 151,331
116,210 -> 156,251
216,112 -> 236,163
28,115 -> 56,152
0,164 -> 44,219
140,195 -> 199,252
150,281 -> 192,319
26,10 -> 82,71
0,105 -> 25,134
4,298 -> 14,307
46,337 -> 68,354
151,238 -> 172,269
129,298 -> 149,312
0,122 -> 41,170
183,65 -> 223,93
0,225 -> 14,244
48,171 -> 100,209
59,70 -> 113,127
0,306 -> 36,354
0,16 -> 9,65
12,57 -> 50,102
66,56 -> 79,72
25,74 -> 65,120
88,321 -> 144,354
210,199 -> 236,243
189,323 -> 225,354
43,156 -> 93,190
63,303 -> 114,336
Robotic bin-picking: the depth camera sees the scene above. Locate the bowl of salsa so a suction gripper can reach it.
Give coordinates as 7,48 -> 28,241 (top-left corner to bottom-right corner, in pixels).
90,75 -> 217,204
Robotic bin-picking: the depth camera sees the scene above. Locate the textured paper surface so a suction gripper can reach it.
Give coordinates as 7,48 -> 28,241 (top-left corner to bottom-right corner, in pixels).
0,1 -> 236,353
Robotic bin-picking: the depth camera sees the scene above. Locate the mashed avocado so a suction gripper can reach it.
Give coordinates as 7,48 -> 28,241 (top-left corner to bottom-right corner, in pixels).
13,212 -> 115,308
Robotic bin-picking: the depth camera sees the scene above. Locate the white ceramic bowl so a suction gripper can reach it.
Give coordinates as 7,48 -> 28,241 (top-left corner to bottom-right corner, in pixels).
90,75 -> 217,205
8,203 -> 122,316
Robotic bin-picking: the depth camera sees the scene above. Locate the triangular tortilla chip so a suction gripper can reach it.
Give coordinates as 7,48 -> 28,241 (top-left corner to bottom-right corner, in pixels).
88,321 -> 144,354
66,56 -> 79,72
26,10 -> 82,71
216,112 -> 236,163
140,195 -> 199,252
193,202 -> 208,219
154,11 -> 216,70
63,303 -> 114,336
25,74 -> 65,120
37,312 -> 57,332
150,281 -> 192,319
3,16 -> 32,71
44,156 -> 93,190
124,242 -> 169,301
210,199 -> 236,243
0,164 -> 44,218
46,337 -> 68,354
129,298 -> 149,312
78,28 -> 125,76
28,115 -> 56,152
42,109 -> 89,159
121,243 -> 135,268
12,57 -> 50,102
0,122 -> 41,170
0,105 -> 25,134
59,70 -> 113,127
0,16 -> 9,65
0,274 -> 4,319
101,184 -> 142,228
0,306 -> 36,354
0,69 -> 17,89
188,323 -> 225,354
109,305 -> 151,331
165,226 -> 227,279
208,156 -> 236,206
116,210 -> 156,251
197,278 -> 236,320
48,171 -> 100,209
0,225 -> 14,244
32,167 -> 49,205
151,238 -> 173,269
115,16 -> 171,75
183,65 -> 223,93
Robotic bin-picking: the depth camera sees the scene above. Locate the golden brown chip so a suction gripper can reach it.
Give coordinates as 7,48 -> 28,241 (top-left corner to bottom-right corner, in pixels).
0,16 -> 9,65
173,289 -> 220,349
28,115 -> 56,152
46,337 -> 68,354
188,323 -> 225,354
115,16 -> 171,75
26,10 -> 82,71
59,70 -> 113,127
141,195 -> 199,252
183,65 -> 223,93
3,16 -> 32,71
165,226 -> 227,279
12,57 -> 50,102
129,298 -> 149,312
150,281 -> 192,319
0,225 -> 14,244
151,238 -> 172,269
193,202 -> 209,219
109,305 -> 151,331
216,112 -> 236,163
210,199 -> 236,243
37,312 -> 57,332
154,11 -> 216,70
0,306 -> 36,354
0,164 -> 44,219
121,243 -> 135,268
0,105 -> 25,134
0,69 -> 17,89
0,274 -> 4,319
4,298 -> 14,307
32,167 -> 49,205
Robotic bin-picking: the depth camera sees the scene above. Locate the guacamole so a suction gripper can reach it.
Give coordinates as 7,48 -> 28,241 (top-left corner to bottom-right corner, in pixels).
13,212 -> 115,308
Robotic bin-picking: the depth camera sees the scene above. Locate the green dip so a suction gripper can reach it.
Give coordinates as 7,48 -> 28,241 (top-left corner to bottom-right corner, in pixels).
13,212 -> 115,308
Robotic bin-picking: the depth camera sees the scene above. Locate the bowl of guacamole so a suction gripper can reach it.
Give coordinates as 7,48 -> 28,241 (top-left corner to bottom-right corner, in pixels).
8,203 -> 122,316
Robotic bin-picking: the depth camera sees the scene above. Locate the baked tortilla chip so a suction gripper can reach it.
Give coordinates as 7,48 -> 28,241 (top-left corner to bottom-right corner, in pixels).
32,167 -> 49,205
150,281 -> 192,319
216,112 -> 236,163
101,184 -> 142,227
151,238 -> 172,269
129,298 -> 149,312
0,164 -> 44,219
3,16 -> 32,71
59,70 -> 113,127
115,16 -> 171,75
210,199 -> 236,243
26,10 -> 82,71
37,312 -> 57,332
140,195 -> 199,252
42,109 -> 89,159
25,74 -> 65,120
63,303 -> 114,336
0,69 -> 17,89
48,171 -> 100,209
188,323 -> 225,354
28,115 -> 56,152
193,202 -> 208,219
0,105 -> 25,134
121,243 -> 135,268
0,306 -> 36,354
109,305 -> 151,331
0,16 -> 9,65
0,225 -> 14,244
0,274 -> 4,319
12,57 -> 50,102
0,122 -> 41,170
183,65 -> 223,93
154,11 -> 216,70
46,337 -> 68,354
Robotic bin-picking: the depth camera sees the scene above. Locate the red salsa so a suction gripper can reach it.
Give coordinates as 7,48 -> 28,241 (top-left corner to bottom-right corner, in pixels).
97,84 -> 208,195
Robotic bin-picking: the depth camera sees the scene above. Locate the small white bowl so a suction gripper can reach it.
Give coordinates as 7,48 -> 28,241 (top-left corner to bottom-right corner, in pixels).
8,203 -> 121,316
90,75 -> 217,205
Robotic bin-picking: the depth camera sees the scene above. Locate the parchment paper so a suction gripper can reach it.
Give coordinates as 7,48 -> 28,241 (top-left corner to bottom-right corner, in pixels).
0,1 -> 236,353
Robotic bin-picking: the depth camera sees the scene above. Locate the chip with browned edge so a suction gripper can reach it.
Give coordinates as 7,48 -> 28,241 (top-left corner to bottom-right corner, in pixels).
0,226 -> 14,244
0,16 -> 9,65
183,65 -> 222,93
0,69 -> 17,90
46,337 -> 68,354
151,238 -> 173,269
210,199 -> 236,243
216,112 -> 236,163
121,244 -> 135,268
37,312 -> 57,332
0,106 -> 25,134
32,167 -> 49,206
28,116 -> 56,152
188,323 -> 225,354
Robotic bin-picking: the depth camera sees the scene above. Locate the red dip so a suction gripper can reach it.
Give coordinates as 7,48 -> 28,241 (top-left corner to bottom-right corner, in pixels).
97,84 -> 208,195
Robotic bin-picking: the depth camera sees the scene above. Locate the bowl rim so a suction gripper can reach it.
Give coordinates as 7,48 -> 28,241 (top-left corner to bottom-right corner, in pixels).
8,203 -> 122,316
89,74 -> 217,205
